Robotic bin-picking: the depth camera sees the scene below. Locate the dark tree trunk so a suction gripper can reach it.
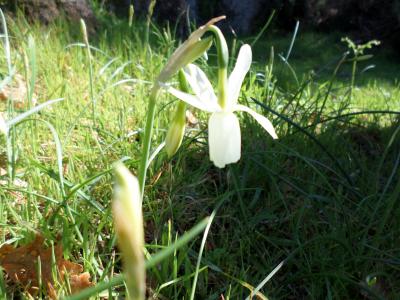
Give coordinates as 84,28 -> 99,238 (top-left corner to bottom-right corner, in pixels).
11,0 -> 97,32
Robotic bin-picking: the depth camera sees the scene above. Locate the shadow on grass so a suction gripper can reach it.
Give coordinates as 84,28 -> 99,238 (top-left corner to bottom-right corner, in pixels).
162,98 -> 400,298
249,30 -> 400,88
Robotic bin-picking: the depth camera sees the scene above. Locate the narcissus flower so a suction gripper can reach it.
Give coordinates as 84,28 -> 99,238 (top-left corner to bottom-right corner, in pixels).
165,44 -> 278,168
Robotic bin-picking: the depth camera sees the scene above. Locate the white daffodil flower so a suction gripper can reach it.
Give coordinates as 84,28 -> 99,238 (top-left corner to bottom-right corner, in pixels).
165,44 -> 278,168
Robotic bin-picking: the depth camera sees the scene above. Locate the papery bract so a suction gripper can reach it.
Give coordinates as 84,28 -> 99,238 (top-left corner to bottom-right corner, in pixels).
157,16 -> 225,83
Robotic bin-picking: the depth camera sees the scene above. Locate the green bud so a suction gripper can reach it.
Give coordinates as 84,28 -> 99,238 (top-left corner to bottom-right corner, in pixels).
165,101 -> 186,157
165,70 -> 190,157
113,163 -> 145,300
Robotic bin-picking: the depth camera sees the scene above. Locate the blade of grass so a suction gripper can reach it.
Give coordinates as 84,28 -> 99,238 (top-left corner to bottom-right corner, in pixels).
245,261 -> 284,300
6,98 -> 64,128
251,97 -> 355,188
250,10 -> 275,48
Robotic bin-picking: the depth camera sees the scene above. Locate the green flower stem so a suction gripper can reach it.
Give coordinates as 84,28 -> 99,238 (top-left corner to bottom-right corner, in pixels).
217,68 -> 228,109
138,84 -> 160,199
139,80 -> 186,196
207,26 -> 228,69
207,25 -> 229,109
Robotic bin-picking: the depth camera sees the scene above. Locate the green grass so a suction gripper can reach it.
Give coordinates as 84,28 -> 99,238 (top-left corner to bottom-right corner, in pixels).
0,12 -> 399,299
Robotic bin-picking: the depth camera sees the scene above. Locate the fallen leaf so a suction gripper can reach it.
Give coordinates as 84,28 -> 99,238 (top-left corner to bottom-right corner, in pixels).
0,235 -> 93,298
0,74 -> 37,109
69,272 -> 93,294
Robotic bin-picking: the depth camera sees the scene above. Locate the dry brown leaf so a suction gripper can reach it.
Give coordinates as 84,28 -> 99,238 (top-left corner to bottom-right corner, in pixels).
0,235 -> 93,298
69,272 -> 93,294
0,74 -> 37,109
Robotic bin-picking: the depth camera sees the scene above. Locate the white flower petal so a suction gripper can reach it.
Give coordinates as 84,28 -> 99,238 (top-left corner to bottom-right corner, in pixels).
208,112 -> 241,168
183,64 -> 218,105
164,85 -> 218,112
235,104 -> 278,139
228,44 -> 252,105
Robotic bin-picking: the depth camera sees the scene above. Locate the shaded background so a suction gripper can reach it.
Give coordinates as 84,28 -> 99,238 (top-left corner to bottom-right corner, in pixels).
1,0 -> 400,50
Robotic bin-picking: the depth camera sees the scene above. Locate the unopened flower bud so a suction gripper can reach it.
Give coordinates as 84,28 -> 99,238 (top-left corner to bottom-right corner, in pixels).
165,101 -> 186,157
165,69 -> 191,157
112,163 -> 145,300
